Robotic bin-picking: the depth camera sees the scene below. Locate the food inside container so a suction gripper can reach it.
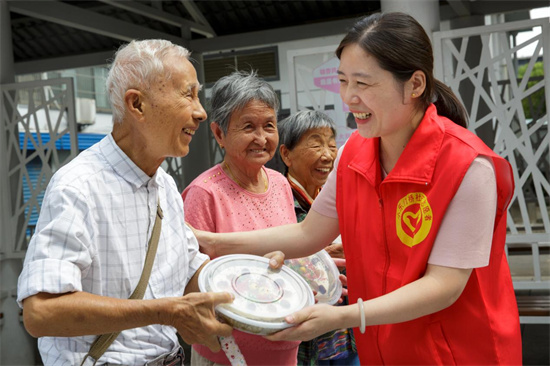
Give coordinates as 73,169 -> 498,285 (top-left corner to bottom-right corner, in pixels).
284,249 -> 342,305
198,254 -> 315,335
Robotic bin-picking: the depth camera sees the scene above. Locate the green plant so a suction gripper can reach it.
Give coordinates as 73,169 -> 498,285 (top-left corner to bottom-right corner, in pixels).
518,61 -> 546,120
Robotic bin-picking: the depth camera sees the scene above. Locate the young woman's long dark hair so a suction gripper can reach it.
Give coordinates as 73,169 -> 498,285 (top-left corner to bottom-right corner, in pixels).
336,12 -> 468,128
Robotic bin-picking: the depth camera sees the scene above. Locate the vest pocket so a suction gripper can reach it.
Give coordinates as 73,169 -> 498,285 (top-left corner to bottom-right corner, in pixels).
429,321 -> 456,365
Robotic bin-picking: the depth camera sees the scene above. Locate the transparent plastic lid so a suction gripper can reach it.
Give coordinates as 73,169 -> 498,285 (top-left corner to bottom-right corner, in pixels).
199,254 -> 315,328
284,249 -> 342,305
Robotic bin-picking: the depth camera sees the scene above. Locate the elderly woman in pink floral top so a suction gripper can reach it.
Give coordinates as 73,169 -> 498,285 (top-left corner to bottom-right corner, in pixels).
182,70 -> 299,365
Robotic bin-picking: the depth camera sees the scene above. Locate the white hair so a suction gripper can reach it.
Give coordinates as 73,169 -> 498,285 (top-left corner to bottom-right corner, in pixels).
106,39 -> 191,123
210,70 -> 280,134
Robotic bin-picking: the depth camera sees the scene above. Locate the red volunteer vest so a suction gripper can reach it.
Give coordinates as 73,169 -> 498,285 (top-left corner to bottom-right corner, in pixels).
336,105 -> 522,365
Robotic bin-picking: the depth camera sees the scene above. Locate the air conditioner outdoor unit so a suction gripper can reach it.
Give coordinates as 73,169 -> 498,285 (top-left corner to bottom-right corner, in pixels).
76,97 -> 96,125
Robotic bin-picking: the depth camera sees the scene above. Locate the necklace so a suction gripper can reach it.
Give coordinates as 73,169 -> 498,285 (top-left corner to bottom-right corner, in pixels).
223,161 -> 268,193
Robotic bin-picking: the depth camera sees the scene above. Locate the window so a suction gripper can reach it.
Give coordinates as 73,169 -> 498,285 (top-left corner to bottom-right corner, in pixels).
204,47 -> 279,85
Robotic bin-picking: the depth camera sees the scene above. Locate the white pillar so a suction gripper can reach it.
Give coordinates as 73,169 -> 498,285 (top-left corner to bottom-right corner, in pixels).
0,0 -> 15,85
381,0 -> 440,40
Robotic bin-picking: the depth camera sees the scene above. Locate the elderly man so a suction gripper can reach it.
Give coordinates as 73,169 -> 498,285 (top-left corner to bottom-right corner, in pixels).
17,39 -> 233,366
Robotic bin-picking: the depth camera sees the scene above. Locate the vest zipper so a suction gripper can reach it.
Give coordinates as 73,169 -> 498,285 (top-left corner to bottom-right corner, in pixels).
377,183 -> 390,295
377,185 -> 389,365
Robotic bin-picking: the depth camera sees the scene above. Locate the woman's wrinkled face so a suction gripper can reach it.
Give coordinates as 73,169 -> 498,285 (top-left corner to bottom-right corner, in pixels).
220,99 -> 278,170
282,127 -> 337,191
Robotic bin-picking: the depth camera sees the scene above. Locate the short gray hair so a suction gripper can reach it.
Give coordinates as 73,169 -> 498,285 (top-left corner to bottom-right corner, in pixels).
209,70 -> 279,134
278,110 -> 336,151
106,39 -> 191,123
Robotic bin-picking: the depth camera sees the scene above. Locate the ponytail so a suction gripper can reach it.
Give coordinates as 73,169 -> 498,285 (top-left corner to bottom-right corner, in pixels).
433,80 -> 468,128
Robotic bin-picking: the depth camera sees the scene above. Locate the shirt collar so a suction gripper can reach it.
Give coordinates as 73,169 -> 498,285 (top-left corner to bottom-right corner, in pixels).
387,104 -> 445,184
287,173 -> 316,203
100,134 -> 158,189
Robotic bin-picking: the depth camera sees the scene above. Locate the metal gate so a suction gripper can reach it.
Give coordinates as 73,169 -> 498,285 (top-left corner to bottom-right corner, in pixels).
0,77 -> 79,363
433,17 -> 549,301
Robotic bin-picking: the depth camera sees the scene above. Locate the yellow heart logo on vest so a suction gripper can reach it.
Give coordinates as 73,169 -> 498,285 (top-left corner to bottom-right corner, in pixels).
403,210 -> 421,233
395,192 -> 433,247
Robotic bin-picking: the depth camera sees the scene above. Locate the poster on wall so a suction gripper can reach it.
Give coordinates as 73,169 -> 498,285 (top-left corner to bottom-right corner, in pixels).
288,47 -> 356,149
312,57 -> 354,148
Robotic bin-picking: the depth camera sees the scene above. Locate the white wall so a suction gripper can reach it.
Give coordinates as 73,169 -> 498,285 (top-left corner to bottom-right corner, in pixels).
203,34 -> 345,112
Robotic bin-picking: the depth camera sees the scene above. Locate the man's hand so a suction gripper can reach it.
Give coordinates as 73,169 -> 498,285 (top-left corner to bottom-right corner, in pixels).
22,290 -> 233,353
160,292 -> 234,352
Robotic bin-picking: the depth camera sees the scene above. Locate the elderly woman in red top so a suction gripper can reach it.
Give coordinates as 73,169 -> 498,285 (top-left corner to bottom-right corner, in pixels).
195,12 -> 522,365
